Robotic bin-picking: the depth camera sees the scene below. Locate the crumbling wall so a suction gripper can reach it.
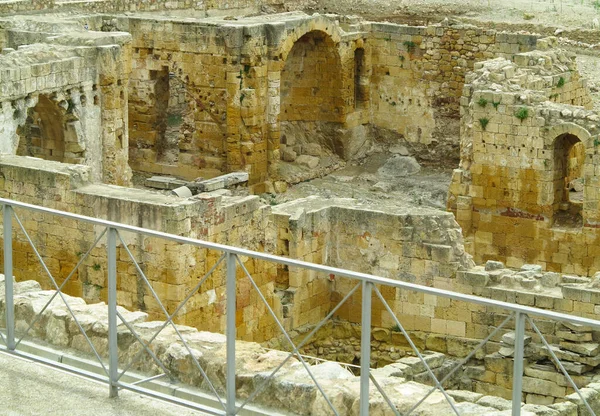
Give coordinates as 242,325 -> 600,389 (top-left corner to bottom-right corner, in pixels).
449,39 -> 599,274
271,197 -> 474,332
369,23 -> 539,163
0,155 -> 281,342
0,38 -> 132,186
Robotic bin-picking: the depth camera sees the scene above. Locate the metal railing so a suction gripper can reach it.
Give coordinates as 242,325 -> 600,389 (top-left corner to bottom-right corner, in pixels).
0,196 -> 599,415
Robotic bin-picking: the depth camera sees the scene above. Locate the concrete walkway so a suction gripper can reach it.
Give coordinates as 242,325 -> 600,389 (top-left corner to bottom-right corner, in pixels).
0,351 -> 206,415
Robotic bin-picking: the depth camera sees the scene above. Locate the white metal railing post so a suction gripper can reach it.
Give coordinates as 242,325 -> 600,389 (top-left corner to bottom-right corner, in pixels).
226,252 -> 237,415
3,204 -> 15,350
107,227 -> 119,398
360,281 -> 372,416
512,312 -> 526,415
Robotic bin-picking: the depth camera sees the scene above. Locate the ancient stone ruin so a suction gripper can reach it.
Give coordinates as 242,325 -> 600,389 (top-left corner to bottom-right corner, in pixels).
3,0 -> 600,414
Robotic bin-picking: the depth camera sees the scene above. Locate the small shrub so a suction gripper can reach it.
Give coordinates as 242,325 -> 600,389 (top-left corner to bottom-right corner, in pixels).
492,101 -> 501,109
523,13 -> 535,20
515,106 -> 529,121
557,76 -> 565,88
477,97 -> 488,107
549,93 -> 559,100
403,41 -> 416,52
391,101 -> 397,106
479,117 -> 490,130
92,263 -> 101,271
399,55 -> 405,62
594,138 -> 600,147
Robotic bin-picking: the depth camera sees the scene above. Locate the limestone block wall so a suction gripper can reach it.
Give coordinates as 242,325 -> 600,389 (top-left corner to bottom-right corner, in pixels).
118,13 -> 364,190
271,197 -> 475,333
0,155 -> 282,342
448,43 -> 600,275
0,36 -> 132,186
368,22 -> 539,162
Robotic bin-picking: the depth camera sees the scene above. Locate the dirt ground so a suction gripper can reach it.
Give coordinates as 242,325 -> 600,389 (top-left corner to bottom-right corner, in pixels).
305,0 -> 600,29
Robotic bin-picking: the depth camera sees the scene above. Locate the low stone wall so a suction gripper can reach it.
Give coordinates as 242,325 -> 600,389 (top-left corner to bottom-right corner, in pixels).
0,155 -> 280,342
1,274 -> 590,416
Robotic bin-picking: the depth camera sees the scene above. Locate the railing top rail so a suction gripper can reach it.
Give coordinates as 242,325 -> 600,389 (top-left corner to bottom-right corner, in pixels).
3,197 -> 600,330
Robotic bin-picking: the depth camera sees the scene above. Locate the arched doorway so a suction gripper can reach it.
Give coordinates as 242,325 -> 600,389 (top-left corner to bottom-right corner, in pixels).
279,30 -> 344,162
553,133 -> 584,226
17,95 -> 67,162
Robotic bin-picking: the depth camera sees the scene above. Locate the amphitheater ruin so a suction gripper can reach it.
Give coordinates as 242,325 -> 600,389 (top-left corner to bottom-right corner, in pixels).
3,0 -> 600,414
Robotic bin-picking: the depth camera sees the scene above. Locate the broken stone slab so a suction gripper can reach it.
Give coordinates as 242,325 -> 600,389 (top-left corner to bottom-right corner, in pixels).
397,351 -> 445,375
295,155 -> 319,169
560,342 -> 600,357
541,272 -> 561,288
476,395 -> 512,410
485,260 -> 505,271
562,361 -> 595,376
144,175 -> 187,190
562,275 -> 591,285
188,172 -> 249,193
557,330 -> 593,342
377,155 -> 421,178
281,147 -> 297,162
302,143 -> 322,157
561,322 -> 593,333
458,270 -> 489,287
389,145 -> 409,156
447,390 -> 483,403
542,345 -> 600,367
502,332 -> 532,346
521,264 -> 542,273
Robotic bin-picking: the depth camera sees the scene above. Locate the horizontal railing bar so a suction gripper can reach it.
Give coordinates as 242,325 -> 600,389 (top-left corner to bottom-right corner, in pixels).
130,373 -> 167,386
116,382 -> 226,416
3,197 -> 600,330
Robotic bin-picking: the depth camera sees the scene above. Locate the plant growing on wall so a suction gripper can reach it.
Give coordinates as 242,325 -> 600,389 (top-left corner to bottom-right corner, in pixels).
477,97 -> 488,107
557,76 -> 565,88
403,41 -> 416,53
515,106 -> 529,121
492,101 -> 501,109
479,117 -> 490,130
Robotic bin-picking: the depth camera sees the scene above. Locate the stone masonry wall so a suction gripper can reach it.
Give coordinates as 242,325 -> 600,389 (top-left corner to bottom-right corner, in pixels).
448,39 -> 600,275
0,33 -> 132,185
0,155 -> 282,342
270,197 -> 475,333
368,22 -> 539,163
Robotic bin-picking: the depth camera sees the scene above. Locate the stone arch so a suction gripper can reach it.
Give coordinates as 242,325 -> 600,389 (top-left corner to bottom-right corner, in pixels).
548,123 -> 593,227
276,29 -> 345,166
17,94 -> 68,162
273,18 -> 343,64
